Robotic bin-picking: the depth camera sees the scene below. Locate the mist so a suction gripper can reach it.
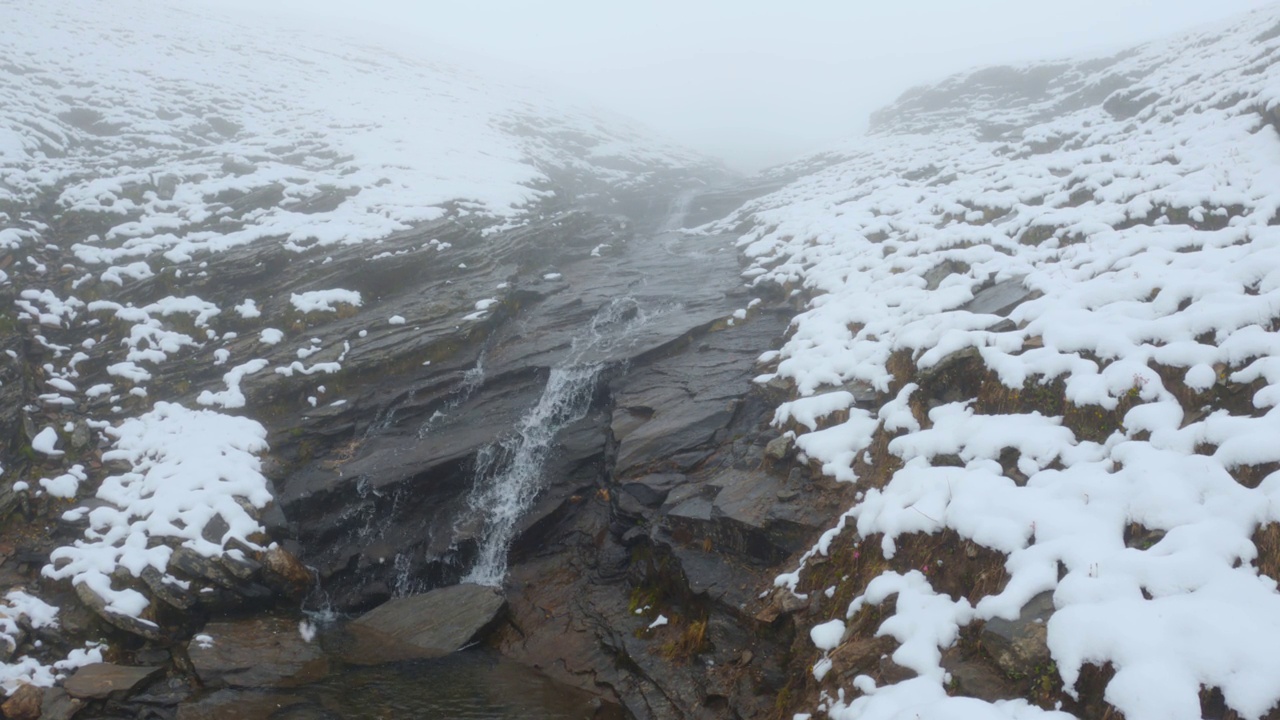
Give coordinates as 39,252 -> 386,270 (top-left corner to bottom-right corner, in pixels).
205,0 -> 1271,172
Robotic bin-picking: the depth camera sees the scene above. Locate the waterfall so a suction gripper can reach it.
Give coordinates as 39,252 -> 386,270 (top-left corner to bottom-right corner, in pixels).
461,297 -> 648,586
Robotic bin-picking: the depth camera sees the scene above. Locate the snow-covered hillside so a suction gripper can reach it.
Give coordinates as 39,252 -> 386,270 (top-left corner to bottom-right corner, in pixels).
0,0 -> 714,693
720,7 -> 1280,720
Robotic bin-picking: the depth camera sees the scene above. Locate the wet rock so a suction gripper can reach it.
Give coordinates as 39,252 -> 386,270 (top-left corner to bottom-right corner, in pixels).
258,544 -> 312,599
1,683 -> 41,720
141,566 -> 197,610
38,687 -> 82,720
73,582 -> 163,641
63,663 -> 163,700
188,616 -> 328,688
942,648 -> 1015,702
764,434 -> 791,461
347,583 -> 506,661
980,591 -> 1055,676
169,547 -> 239,589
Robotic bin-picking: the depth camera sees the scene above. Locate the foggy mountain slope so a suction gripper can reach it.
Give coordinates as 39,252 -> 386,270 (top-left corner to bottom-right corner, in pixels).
715,6 -> 1280,720
0,0 -> 734,698
0,0 -> 713,263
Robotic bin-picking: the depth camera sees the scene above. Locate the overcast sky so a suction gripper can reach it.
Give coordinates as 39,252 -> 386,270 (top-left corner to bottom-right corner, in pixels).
207,0 -> 1273,172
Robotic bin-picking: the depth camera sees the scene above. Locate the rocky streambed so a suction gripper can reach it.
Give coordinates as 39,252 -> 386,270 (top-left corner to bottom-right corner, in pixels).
1,173 -> 846,719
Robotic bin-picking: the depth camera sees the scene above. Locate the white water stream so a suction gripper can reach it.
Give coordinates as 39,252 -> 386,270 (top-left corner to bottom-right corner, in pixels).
461,297 -> 651,585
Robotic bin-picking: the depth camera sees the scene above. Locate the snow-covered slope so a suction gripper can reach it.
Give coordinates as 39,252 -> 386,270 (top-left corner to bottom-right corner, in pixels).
0,1 -> 706,266
720,7 -> 1280,720
0,0 -> 713,692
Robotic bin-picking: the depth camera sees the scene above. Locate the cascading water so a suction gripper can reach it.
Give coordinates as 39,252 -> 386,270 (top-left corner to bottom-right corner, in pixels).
461,297 -> 650,586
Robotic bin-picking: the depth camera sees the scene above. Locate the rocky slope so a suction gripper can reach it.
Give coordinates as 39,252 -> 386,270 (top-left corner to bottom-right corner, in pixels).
719,6 -> 1280,720
0,1 -> 806,717
6,2 -> 1280,720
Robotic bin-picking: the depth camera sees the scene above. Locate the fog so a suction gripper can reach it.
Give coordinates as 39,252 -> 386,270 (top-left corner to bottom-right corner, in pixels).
206,0 -> 1271,172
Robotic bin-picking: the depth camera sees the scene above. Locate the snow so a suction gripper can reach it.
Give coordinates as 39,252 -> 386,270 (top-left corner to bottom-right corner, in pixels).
197,360 -> 270,409
39,465 -> 86,499
290,289 -> 362,314
810,618 -> 845,651
388,315 -> 406,325
234,300 -> 261,319
31,427 -> 62,457
0,592 -> 102,694
647,614 -> 669,630
729,7 -> 1280,720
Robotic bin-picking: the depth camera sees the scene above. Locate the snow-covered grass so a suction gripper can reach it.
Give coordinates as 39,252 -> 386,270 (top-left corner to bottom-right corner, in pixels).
721,7 -> 1280,720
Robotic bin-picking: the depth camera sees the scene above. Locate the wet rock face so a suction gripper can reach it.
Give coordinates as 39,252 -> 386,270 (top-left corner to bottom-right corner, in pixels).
5,130 -> 800,716
253,184 -> 822,716
268,199 -> 770,612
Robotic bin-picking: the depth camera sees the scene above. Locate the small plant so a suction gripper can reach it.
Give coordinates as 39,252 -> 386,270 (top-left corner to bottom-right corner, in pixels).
1126,373 -> 1147,399
320,436 -> 363,469
661,618 -> 708,662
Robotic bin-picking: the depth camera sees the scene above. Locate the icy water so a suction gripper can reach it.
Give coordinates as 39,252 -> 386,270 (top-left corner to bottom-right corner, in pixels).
188,651 -> 624,719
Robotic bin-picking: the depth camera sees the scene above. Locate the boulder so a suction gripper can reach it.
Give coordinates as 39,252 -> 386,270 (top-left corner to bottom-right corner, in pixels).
187,616 -> 328,688
345,584 -> 506,663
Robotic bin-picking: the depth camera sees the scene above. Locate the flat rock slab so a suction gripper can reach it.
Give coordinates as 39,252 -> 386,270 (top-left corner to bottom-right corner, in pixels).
64,663 -> 163,700
187,616 -> 329,688
963,277 -> 1035,317
346,584 -> 506,664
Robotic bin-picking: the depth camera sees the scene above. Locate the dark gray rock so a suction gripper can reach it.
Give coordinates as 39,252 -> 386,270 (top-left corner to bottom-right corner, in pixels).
619,482 -> 668,508
923,259 -> 970,291
963,277 -> 1037,317
72,582 -> 163,641
38,687 -> 82,720
980,591 -> 1056,676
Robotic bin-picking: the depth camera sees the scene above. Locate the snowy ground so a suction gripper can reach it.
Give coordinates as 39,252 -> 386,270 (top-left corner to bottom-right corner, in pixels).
0,0 -> 707,692
718,7 -> 1280,720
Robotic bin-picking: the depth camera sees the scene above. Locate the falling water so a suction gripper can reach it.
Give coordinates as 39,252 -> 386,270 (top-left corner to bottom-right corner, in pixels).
461,297 -> 649,586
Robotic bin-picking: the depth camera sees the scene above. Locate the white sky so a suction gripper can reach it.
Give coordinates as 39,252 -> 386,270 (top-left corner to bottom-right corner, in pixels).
204,0 -> 1273,172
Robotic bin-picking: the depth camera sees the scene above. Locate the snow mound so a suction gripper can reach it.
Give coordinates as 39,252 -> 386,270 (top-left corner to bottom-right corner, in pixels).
44,403 -> 270,629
